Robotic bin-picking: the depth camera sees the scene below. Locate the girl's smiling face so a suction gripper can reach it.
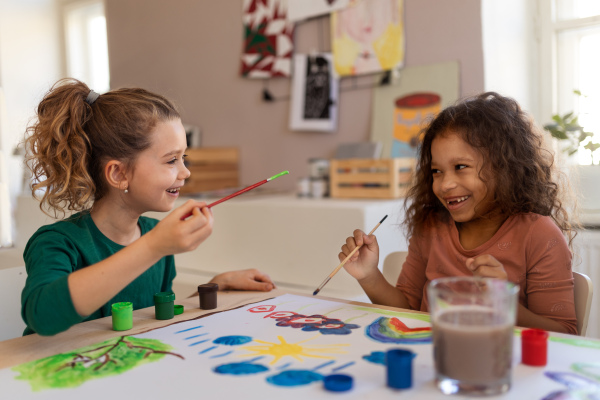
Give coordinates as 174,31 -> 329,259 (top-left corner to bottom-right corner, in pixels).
430,130 -> 496,224
126,118 -> 190,213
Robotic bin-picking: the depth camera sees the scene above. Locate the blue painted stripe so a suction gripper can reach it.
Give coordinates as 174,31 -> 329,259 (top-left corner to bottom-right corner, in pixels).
185,333 -> 209,340
175,325 -> 203,333
199,346 -> 217,354
312,360 -> 335,371
189,339 -> 210,346
332,361 -> 355,372
278,362 -> 293,370
210,350 -> 234,359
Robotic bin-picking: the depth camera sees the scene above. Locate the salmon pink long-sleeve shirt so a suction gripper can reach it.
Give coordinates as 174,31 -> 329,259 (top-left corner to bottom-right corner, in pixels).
396,213 -> 578,335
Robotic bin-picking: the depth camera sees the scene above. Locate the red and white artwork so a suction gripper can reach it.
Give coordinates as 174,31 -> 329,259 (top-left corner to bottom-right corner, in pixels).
240,0 -> 294,78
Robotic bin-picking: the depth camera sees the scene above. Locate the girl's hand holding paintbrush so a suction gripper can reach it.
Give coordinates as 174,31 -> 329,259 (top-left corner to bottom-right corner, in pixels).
146,199 -> 214,257
339,229 -> 381,281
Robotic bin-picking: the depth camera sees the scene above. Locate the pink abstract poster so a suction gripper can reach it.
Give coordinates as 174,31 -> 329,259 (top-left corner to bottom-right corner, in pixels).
240,0 -> 295,78
331,0 -> 404,77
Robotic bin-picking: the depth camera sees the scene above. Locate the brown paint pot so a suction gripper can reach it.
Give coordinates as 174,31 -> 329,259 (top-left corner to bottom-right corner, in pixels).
198,283 -> 219,310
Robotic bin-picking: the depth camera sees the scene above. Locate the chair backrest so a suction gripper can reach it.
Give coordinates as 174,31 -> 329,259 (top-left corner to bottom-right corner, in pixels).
382,251 -> 408,286
573,271 -> 593,336
0,266 -> 27,341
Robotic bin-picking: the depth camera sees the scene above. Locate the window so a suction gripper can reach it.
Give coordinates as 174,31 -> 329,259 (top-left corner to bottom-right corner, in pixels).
540,0 -> 600,164
63,0 -> 110,93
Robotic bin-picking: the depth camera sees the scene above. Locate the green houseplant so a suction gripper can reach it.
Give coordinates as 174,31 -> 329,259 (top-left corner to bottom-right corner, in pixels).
543,90 -> 600,164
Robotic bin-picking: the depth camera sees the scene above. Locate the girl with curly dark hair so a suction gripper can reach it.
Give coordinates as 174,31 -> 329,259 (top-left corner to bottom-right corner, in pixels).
339,92 -> 578,334
21,79 -> 274,336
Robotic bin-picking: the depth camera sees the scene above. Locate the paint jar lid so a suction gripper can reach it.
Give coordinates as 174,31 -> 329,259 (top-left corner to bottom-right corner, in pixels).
323,374 -> 353,392
154,291 -> 175,304
521,328 -> 549,366
174,304 -> 184,315
198,283 -> 219,293
111,301 -> 132,312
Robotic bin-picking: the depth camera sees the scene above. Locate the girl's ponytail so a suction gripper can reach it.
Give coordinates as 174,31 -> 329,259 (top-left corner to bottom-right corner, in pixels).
25,79 -> 96,217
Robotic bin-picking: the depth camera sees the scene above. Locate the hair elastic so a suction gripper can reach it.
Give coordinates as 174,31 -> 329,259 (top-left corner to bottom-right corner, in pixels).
85,90 -> 100,105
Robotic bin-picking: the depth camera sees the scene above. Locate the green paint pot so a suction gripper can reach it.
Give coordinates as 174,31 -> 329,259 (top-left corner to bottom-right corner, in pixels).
154,292 -> 175,320
111,302 -> 133,331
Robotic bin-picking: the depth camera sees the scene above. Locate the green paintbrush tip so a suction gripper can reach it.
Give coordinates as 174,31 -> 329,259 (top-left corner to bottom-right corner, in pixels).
267,171 -> 290,181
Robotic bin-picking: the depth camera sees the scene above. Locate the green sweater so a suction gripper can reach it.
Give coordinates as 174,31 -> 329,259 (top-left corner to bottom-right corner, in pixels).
21,212 -> 176,336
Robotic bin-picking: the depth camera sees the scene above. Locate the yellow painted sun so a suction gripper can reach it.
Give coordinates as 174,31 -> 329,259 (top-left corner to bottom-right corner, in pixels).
241,335 -> 349,365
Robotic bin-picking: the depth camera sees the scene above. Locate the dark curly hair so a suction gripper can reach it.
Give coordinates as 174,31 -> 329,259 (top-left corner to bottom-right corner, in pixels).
403,92 -> 577,246
24,78 -> 180,217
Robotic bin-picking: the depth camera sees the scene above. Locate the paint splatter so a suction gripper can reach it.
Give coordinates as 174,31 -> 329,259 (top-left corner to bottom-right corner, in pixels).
365,317 -> 432,344
362,351 -> 386,365
266,370 -> 323,387
214,362 -> 269,375
213,336 -> 253,346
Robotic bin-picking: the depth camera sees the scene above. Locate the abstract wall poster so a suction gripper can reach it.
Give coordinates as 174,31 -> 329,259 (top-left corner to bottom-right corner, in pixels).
4,294 -> 600,399
287,0 -> 351,22
289,53 -> 339,132
240,0 -> 294,78
370,61 -> 460,158
331,0 -> 404,77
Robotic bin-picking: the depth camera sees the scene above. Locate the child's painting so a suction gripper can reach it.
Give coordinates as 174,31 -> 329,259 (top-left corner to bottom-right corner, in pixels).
240,0 -> 294,78
3,294 -> 600,399
331,0 -> 404,77
289,53 -> 339,132
287,0 -> 351,22
371,61 -> 460,158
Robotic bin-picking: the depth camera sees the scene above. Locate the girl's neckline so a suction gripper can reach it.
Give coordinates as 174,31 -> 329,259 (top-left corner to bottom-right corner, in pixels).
452,214 -> 514,252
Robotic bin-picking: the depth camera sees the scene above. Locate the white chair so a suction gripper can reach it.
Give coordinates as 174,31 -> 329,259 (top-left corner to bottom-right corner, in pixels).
0,266 -> 27,341
382,251 -> 407,285
573,271 -> 593,336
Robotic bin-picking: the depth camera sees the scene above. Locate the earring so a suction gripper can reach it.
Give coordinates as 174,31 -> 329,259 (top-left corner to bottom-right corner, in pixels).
124,187 -> 129,194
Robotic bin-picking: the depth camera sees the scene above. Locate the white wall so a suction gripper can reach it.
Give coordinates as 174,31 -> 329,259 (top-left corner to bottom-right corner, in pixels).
0,0 -> 63,234
481,0 -> 540,121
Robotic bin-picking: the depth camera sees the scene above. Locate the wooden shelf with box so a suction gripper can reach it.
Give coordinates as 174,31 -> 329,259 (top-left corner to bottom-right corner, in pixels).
329,158 -> 415,199
180,147 -> 239,194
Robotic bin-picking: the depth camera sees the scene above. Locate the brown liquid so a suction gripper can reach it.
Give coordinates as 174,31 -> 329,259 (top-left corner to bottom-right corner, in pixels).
433,309 -> 513,385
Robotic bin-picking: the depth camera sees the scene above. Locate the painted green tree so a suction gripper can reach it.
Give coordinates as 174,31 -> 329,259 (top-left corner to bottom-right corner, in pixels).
13,336 -> 183,391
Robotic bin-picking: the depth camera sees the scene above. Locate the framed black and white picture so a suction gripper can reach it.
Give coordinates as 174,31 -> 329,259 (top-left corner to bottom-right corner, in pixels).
289,53 -> 338,132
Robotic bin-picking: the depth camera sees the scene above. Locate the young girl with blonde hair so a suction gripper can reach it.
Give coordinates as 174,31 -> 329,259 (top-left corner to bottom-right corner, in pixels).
22,79 -> 274,336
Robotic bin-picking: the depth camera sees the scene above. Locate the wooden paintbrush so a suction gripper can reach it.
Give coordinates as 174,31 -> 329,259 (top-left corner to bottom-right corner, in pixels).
313,214 -> 388,296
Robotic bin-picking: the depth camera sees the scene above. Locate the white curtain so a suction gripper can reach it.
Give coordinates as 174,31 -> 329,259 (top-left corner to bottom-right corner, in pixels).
0,87 -> 13,247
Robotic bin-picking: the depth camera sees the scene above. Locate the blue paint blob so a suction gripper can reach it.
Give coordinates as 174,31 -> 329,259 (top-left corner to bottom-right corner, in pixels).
363,351 -> 386,365
213,362 -> 269,375
266,370 -> 324,387
213,335 -> 253,346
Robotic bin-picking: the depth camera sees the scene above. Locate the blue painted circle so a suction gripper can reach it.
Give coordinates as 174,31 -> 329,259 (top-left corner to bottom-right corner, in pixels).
213,335 -> 253,346
266,370 -> 323,387
214,362 -> 269,375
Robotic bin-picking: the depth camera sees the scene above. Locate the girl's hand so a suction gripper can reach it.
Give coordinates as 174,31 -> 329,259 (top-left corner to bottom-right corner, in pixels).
466,255 -> 508,280
146,199 -> 214,257
209,269 -> 275,291
338,229 -> 380,281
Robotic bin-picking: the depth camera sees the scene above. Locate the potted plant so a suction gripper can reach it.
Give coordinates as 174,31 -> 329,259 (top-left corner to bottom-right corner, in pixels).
543,90 -> 600,213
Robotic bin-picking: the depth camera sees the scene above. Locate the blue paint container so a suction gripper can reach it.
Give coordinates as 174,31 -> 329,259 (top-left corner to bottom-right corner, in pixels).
386,348 -> 416,389
323,374 -> 353,392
